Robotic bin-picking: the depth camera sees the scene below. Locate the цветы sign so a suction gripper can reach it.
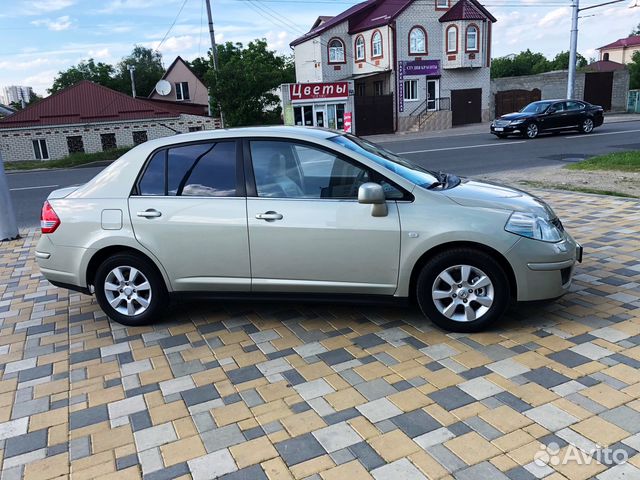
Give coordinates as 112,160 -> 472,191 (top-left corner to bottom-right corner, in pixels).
290,82 -> 349,102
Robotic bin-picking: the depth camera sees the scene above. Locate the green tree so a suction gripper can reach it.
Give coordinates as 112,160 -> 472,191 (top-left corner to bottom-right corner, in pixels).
629,51 -> 640,90
48,59 -> 116,94
114,45 -> 165,97
550,51 -> 587,70
631,23 -> 640,36
189,55 -> 211,80
205,39 -> 295,127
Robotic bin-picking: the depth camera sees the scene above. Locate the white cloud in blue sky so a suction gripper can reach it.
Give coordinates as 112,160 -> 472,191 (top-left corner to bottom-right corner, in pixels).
0,0 -> 638,95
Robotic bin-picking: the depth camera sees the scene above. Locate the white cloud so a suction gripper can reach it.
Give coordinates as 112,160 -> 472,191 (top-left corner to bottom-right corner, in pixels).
98,0 -> 177,14
537,7 -> 570,29
23,0 -> 74,14
87,48 -> 111,59
31,15 -> 73,31
265,30 -> 292,51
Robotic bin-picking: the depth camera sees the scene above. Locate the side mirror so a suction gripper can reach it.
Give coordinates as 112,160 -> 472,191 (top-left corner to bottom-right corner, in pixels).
358,182 -> 388,217
547,107 -> 557,114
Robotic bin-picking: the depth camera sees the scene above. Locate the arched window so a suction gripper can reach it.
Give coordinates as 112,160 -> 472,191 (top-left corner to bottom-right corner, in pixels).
355,35 -> 365,61
446,25 -> 458,53
372,30 -> 383,58
603,52 -> 610,61
328,38 -> 345,63
466,25 -> 479,52
409,27 -> 427,54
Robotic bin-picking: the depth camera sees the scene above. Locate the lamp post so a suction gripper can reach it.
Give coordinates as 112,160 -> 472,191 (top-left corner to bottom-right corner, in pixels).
128,65 -> 137,98
0,152 -> 18,241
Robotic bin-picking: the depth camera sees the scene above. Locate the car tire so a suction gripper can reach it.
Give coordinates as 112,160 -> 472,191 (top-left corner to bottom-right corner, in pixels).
94,252 -> 168,326
524,122 -> 539,139
579,117 -> 594,134
415,248 -> 511,332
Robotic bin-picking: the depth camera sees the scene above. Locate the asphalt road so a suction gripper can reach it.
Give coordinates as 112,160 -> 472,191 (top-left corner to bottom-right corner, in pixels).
6,119 -> 640,228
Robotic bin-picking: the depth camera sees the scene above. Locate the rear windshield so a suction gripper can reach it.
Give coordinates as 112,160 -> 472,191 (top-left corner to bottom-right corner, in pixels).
330,134 -> 438,188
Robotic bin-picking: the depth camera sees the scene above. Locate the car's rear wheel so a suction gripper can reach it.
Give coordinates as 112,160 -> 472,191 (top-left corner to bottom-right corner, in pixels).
525,122 -> 539,139
416,248 -> 510,332
94,253 -> 167,326
580,118 -> 594,133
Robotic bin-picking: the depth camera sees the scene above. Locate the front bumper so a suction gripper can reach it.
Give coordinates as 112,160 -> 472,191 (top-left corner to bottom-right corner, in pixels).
506,234 -> 582,302
490,123 -> 524,135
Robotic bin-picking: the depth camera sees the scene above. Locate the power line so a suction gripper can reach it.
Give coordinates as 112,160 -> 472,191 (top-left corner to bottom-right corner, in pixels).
154,0 -> 190,53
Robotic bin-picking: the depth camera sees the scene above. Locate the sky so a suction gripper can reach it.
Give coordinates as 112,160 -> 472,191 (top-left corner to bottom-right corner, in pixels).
0,0 -> 638,96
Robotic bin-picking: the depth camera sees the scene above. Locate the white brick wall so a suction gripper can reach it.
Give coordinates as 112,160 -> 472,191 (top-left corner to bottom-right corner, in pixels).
0,114 -> 217,162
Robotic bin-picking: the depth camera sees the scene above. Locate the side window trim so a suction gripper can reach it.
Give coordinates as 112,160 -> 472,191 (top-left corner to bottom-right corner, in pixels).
242,137 -> 412,201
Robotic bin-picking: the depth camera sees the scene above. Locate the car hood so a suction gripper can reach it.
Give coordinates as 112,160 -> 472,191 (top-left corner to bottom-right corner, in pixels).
498,112 -> 531,121
441,179 -> 556,218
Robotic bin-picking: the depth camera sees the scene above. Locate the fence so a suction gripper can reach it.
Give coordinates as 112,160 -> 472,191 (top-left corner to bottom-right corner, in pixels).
628,90 -> 640,113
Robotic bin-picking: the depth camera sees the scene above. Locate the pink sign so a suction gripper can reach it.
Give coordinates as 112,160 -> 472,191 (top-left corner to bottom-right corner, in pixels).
344,112 -> 352,133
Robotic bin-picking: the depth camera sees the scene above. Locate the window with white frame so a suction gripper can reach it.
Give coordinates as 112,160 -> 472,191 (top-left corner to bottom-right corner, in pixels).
355,36 -> 365,61
175,82 -> 190,101
404,80 -> 418,101
409,27 -> 426,54
328,38 -> 345,63
466,25 -> 479,51
436,0 -> 449,8
446,26 -> 458,53
32,139 -> 49,160
372,31 -> 382,57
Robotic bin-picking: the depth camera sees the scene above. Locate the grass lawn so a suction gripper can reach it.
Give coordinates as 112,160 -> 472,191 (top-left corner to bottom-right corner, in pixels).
565,150 -> 640,172
4,147 -> 132,171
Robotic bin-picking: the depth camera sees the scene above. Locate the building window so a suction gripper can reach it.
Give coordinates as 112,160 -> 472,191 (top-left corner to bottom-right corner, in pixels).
374,81 -> 384,96
603,52 -> 609,61
436,0 -> 449,8
355,35 -> 365,61
355,83 -> 366,96
446,25 -> 458,53
466,25 -> 479,52
371,30 -> 383,58
133,131 -> 148,145
176,82 -> 190,101
188,126 -> 203,132
32,139 -> 49,160
409,27 -> 427,54
328,38 -> 345,63
100,133 -> 117,151
66,136 -> 84,154
404,80 -> 418,101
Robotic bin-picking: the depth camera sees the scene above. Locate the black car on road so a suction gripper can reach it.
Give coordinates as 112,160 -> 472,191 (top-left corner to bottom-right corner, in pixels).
490,100 -> 604,139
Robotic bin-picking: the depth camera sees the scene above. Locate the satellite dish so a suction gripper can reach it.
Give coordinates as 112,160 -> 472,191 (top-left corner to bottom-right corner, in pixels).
155,80 -> 171,96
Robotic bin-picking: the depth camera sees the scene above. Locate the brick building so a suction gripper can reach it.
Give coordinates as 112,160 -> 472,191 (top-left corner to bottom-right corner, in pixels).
283,0 -> 496,135
0,81 -> 217,163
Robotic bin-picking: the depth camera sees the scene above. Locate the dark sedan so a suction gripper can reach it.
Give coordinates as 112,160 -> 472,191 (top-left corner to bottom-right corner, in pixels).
491,100 -> 604,139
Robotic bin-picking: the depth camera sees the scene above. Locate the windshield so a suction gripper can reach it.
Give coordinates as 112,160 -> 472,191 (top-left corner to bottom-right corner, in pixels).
330,134 -> 439,188
520,101 -> 553,114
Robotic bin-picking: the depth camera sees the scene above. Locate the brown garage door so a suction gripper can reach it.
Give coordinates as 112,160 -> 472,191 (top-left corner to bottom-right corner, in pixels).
451,88 -> 482,126
584,72 -> 613,111
354,95 -> 394,136
495,89 -> 541,117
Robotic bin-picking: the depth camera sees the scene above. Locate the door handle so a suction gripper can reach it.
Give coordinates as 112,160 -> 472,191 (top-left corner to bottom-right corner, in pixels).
137,209 -> 162,218
255,211 -> 283,221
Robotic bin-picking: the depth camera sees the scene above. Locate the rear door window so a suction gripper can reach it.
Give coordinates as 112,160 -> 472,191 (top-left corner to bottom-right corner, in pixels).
138,151 -> 165,196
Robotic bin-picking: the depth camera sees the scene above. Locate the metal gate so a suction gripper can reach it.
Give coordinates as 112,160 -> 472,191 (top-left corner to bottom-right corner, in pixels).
495,89 -> 541,117
584,72 -> 613,111
451,89 -> 482,126
354,95 -> 394,136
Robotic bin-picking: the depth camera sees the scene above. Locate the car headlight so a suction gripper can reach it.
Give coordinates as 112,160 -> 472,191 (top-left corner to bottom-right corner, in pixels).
509,119 -> 525,125
505,212 -> 563,242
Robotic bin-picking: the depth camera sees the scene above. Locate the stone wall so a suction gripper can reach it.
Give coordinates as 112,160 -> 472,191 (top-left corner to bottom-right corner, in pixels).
0,114 -> 218,163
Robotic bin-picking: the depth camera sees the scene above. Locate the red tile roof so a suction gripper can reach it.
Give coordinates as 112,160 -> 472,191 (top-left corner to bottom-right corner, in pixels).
599,35 -> 640,50
0,81 -> 189,129
348,0 -> 414,34
583,60 -> 626,73
439,0 -> 496,22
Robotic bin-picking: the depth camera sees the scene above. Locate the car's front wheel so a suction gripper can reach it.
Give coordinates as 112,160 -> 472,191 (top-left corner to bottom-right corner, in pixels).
525,122 -> 539,139
94,253 -> 167,326
580,117 -> 594,134
416,248 -> 510,332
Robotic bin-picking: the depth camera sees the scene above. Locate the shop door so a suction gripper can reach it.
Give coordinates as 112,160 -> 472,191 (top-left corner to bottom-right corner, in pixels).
451,89 -> 482,126
315,108 -> 325,128
427,79 -> 439,111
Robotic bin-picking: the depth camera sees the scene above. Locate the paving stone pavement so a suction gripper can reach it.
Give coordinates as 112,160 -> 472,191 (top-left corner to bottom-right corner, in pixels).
1,190 -> 640,480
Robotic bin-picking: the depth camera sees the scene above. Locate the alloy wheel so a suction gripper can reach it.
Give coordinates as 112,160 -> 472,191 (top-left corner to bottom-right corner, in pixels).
582,118 -> 594,133
526,123 -> 539,138
104,266 -> 152,316
431,264 -> 494,322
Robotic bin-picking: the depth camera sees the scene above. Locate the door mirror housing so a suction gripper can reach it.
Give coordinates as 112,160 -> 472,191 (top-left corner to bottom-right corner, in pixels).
358,182 -> 388,217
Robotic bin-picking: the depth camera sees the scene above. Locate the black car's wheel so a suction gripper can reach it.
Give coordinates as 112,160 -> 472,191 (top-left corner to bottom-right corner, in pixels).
94,253 -> 168,326
580,117 -> 594,134
415,248 -> 510,332
524,122 -> 539,139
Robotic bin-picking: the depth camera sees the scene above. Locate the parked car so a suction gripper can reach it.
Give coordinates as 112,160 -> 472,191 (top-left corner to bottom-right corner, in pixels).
35,127 -> 582,332
491,100 -> 604,139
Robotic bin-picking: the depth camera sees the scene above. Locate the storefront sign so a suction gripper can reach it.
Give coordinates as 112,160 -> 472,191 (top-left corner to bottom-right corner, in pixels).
344,112 -> 352,133
405,60 -> 441,76
398,61 -> 406,113
290,82 -> 349,102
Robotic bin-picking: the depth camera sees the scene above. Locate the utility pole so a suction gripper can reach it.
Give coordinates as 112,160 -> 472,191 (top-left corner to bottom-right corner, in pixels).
0,152 -> 18,241
205,0 -> 224,128
567,0 -> 633,99
128,65 -> 137,98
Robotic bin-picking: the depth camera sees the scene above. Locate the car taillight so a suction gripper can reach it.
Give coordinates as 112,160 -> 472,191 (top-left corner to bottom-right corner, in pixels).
41,201 -> 60,234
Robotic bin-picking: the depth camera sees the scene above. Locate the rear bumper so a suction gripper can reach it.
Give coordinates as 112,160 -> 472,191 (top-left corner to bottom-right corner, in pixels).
35,235 -> 93,294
